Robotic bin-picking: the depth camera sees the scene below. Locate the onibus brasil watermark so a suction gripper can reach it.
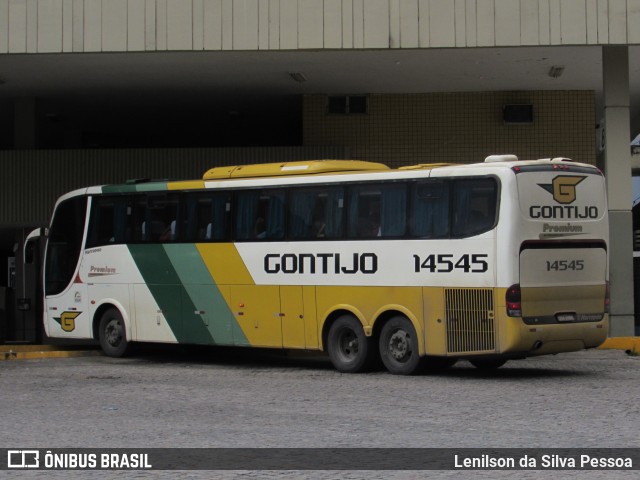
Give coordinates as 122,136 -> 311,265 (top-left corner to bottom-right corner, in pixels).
2,448 -> 638,471
6,450 -> 151,470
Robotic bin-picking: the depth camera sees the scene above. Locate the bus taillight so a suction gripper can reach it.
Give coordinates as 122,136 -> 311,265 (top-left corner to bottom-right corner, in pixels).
604,281 -> 610,314
506,284 -> 522,317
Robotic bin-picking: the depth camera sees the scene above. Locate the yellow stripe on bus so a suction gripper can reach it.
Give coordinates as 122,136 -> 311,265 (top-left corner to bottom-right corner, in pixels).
196,243 -> 255,286
168,180 -> 205,190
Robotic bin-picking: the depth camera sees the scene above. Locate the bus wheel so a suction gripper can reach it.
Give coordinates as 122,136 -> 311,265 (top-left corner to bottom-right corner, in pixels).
379,316 -> 423,375
99,308 -> 130,358
469,358 -> 507,370
327,315 -> 374,373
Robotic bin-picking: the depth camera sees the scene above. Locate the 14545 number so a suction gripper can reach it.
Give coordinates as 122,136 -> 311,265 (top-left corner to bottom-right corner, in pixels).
413,254 -> 489,273
546,260 -> 584,271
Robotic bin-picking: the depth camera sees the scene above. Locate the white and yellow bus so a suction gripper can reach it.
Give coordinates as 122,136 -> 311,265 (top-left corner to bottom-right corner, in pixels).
41,155 -> 609,374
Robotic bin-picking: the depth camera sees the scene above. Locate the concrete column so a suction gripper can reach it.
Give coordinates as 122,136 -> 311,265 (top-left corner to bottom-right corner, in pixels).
14,97 -> 39,149
603,46 -> 635,336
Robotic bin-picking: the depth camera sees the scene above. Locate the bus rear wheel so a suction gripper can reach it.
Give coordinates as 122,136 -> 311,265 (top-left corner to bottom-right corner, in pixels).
379,316 -> 423,375
99,308 -> 130,358
327,315 -> 374,373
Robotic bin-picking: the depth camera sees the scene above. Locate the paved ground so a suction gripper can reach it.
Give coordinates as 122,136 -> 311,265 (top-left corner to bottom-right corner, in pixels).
1,346 -> 638,479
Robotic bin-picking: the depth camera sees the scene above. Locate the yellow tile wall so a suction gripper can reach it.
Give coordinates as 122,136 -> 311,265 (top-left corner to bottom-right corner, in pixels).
303,91 -> 595,167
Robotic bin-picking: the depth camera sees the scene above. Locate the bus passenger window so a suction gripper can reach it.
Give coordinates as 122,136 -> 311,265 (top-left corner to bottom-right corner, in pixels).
322,187 -> 344,239
262,191 -> 285,240
411,181 -> 450,238
452,178 -> 498,237
183,193 -> 229,242
289,189 -> 315,239
348,186 -> 380,238
87,196 -> 134,247
235,191 -> 260,240
380,184 -> 407,237
289,187 -> 345,240
207,194 -> 230,241
135,194 -> 179,242
235,190 -> 284,241
349,184 -> 407,238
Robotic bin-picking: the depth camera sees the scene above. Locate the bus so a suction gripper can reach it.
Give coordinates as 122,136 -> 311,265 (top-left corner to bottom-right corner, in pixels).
40,155 -> 609,374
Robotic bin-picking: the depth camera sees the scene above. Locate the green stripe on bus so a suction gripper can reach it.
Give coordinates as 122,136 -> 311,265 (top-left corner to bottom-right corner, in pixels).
164,244 -> 247,346
102,182 -> 168,194
127,244 -> 213,344
127,243 -> 248,346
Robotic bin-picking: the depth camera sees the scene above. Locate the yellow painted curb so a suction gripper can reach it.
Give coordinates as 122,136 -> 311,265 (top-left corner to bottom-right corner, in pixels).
599,337 -> 640,354
1,345 -> 102,361
0,345 -> 61,353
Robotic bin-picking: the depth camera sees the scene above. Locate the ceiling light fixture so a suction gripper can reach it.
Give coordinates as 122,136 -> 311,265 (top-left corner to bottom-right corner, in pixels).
548,66 -> 565,78
288,72 -> 307,83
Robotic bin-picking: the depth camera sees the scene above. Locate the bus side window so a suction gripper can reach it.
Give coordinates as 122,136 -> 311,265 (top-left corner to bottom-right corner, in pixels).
452,178 -> 498,237
411,181 -> 450,238
348,186 -> 381,238
263,191 -> 285,240
87,198 -> 114,247
206,193 -> 230,241
323,187 -> 344,238
348,184 -> 407,238
113,199 -> 132,243
183,194 -> 200,241
135,194 -> 179,242
235,189 -> 284,241
380,184 -> 407,237
289,188 -> 316,239
87,196 -> 133,247
288,187 -> 342,240
235,191 -> 260,240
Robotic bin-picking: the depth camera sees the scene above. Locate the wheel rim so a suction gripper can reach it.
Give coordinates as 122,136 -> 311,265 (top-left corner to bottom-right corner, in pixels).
337,328 -> 359,362
387,329 -> 412,363
104,319 -> 123,347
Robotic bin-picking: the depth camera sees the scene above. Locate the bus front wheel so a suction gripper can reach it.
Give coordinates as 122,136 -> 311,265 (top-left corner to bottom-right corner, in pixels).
379,316 -> 423,375
327,315 -> 374,373
98,308 -> 130,358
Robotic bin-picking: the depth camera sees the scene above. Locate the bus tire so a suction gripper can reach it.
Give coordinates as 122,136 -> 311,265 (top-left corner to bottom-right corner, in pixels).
469,358 -> 507,370
379,316 -> 423,375
98,308 -> 130,358
327,315 -> 374,373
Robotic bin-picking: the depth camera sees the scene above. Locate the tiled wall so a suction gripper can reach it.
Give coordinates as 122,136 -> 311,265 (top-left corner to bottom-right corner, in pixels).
303,91 -> 596,167
0,146 -> 347,225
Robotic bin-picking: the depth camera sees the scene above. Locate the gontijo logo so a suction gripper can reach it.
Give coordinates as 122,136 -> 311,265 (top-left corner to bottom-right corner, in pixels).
530,175 -> 598,219
52,311 -> 81,332
537,175 -> 585,204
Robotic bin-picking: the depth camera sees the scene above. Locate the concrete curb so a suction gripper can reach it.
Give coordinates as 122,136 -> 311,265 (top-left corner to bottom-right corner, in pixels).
0,345 -> 102,361
599,337 -> 640,355
2,338 -> 638,360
